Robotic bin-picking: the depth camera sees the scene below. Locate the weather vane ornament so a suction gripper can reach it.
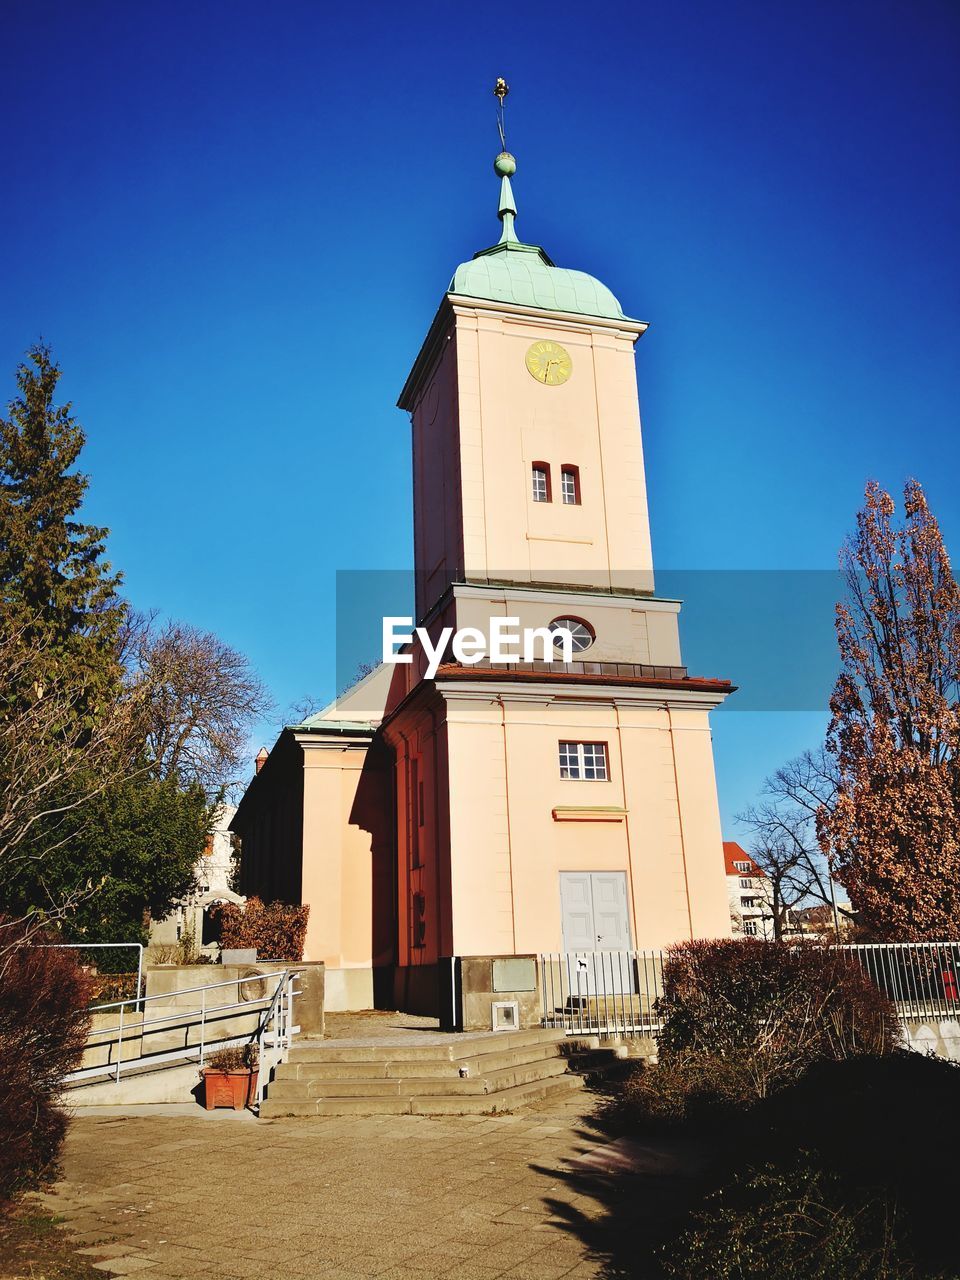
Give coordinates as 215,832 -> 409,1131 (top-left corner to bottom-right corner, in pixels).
492,77 -> 516,179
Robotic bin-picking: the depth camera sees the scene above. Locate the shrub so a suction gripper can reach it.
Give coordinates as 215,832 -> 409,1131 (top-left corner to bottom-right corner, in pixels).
661,1159 -> 916,1280
612,1053 -> 760,1133
657,939 -> 900,1096
212,897 -> 309,961
611,940 -> 900,1135
205,1043 -> 257,1071
0,920 -> 91,1203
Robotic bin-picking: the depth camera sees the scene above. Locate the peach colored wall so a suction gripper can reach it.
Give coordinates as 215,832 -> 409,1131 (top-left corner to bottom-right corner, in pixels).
299,742 -> 376,983
405,300 -> 655,617
409,325 -> 464,620
438,687 -> 732,957
453,306 -> 654,594
382,695 -> 451,971
667,707 -> 735,940
436,585 -> 682,668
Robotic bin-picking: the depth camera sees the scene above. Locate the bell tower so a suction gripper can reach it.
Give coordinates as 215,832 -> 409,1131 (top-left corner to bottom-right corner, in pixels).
384,83 -> 733,1019
398,84 -> 664,667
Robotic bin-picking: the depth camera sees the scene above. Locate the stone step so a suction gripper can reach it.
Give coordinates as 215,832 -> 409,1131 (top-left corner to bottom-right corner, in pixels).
267,1055 -> 572,1102
260,1069 -> 584,1118
262,1094 -> 414,1117
409,1072 -> 584,1115
285,1027 -> 563,1065
275,1039 -> 561,1082
268,1075 -> 489,1099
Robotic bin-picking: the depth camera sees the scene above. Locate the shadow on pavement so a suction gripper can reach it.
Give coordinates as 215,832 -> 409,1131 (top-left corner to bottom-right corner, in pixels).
531,1102 -> 713,1280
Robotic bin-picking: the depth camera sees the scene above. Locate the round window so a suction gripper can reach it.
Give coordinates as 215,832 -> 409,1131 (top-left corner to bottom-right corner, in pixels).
548,617 -> 595,654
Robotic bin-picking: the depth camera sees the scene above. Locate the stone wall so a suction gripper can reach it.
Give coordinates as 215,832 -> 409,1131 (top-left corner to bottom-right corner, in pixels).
78,961 -> 325,1079
903,1015 -> 960,1060
444,956 -> 540,1032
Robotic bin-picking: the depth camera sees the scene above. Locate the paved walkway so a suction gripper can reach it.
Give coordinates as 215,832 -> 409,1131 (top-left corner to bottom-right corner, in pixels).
33,1094 -> 622,1280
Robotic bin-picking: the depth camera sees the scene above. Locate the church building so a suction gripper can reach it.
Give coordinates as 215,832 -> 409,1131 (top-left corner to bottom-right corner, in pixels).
232,101 -> 735,1024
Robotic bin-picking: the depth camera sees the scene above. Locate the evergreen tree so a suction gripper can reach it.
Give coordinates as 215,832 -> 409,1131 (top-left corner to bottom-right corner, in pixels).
4,775 -> 209,946
0,347 -> 258,944
0,344 -> 126,705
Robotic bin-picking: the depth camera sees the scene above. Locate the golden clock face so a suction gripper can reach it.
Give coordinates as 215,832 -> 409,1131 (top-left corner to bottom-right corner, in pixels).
525,340 -> 572,386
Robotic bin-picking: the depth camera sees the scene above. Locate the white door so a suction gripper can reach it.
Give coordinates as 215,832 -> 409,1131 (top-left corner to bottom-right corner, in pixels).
592,873 -> 632,950
559,872 -> 635,995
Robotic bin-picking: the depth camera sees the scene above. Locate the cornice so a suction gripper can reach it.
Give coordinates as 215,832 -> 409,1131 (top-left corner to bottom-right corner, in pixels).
397,293 -> 649,413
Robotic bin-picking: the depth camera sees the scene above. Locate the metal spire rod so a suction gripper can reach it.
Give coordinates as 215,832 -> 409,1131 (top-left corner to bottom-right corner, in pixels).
492,79 -> 518,245
493,77 -> 509,152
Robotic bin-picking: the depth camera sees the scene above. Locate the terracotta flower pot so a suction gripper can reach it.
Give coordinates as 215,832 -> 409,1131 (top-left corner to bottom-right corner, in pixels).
201,1067 -> 258,1111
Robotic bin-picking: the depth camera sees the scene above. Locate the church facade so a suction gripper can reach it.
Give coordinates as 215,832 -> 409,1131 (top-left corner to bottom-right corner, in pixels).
232,140 -> 735,1022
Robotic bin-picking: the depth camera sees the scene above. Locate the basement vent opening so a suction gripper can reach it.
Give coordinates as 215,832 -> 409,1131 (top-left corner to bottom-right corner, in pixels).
491,1000 -> 519,1032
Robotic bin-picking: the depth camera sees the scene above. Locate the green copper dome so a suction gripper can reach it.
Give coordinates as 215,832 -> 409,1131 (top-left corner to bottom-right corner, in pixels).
450,244 -> 626,320
448,161 -> 629,322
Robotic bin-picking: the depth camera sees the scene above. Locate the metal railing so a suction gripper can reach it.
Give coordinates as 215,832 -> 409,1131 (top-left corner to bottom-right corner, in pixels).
540,950 -> 665,1039
843,941 -> 960,1021
67,969 -> 300,1101
540,942 -> 960,1042
253,967 -> 298,1108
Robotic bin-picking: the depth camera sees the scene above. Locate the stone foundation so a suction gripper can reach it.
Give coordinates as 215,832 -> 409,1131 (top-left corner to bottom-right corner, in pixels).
437,956 -> 540,1032
903,1015 -> 960,1060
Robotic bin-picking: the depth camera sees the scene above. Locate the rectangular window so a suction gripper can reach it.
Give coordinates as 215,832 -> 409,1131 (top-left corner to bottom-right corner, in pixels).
741,897 -> 757,909
743,920 -> 758,936
558,740 -> 608,781
560,465 -> 580,505
739,877 -> 752,889
532,463 -> 551,502
734,860 -> 751,872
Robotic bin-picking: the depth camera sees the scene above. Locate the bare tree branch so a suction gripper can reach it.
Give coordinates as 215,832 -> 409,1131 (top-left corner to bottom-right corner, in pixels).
128,616 -> 273,796
738,748 -> 843,939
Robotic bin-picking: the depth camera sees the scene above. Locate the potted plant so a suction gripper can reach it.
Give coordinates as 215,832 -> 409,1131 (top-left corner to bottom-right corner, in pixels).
201,1043 -> 259,1111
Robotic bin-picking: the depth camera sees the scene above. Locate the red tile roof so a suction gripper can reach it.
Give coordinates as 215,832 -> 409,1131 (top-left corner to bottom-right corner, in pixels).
434,663 -> 735,694
723,840 -> 766,878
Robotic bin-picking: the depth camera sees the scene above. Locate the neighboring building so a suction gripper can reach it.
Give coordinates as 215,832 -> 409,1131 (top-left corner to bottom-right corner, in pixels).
149,804 -> 244,954
791,901 -> 855,941
723,841 -> 775,939
233,127 -> 736,1019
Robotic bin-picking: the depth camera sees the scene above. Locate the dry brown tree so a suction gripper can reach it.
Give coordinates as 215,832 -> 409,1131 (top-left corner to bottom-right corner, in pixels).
817,479 -> 960,940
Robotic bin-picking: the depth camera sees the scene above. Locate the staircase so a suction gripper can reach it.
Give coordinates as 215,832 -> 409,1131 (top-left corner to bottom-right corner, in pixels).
260,1028 -> 616,1117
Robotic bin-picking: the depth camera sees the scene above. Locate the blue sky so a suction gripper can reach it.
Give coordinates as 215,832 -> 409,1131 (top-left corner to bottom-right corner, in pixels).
2,1 -> 958,836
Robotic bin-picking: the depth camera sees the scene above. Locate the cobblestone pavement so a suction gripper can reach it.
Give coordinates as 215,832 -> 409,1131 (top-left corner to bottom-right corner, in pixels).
31,1095 -> 618,1280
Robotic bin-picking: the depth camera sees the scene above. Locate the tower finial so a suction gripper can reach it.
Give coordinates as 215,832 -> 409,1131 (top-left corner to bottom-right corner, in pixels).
493,77 -> 509,148
492,78 -> 518,244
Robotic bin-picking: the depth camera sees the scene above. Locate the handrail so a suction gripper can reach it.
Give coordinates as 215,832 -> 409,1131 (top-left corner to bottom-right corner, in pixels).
254,969 -> 297,1109
67,968 -> 301,1096
89,968 -> 289,1013
840,941 -> 960,949
87,992 -> 282,1039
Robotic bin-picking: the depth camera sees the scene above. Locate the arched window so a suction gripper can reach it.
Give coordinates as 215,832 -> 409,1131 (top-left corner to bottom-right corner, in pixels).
548,616 -> 595,654
531,462 -> 551,502
560,464 -> 581,505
